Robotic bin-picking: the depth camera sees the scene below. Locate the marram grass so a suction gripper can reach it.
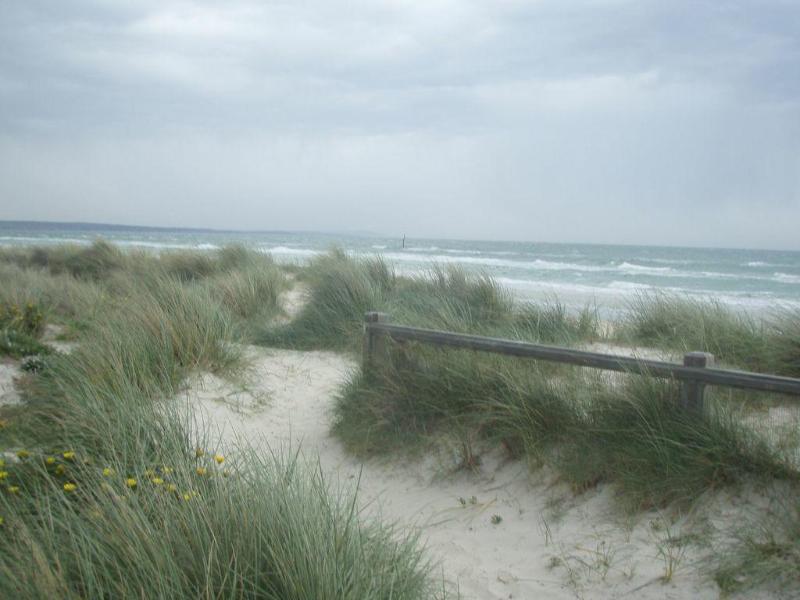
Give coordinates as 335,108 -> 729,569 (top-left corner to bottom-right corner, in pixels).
0,241 -> 439,600
259,249 -> 599,350
0,445 -> 436,600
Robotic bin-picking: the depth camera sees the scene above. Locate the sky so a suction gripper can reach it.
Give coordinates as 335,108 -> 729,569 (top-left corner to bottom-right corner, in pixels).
0,1 -> 798,250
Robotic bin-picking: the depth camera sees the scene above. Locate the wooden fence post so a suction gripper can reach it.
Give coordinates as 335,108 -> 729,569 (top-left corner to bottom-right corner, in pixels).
681,352 -> 715,413
363,312 -> 390,375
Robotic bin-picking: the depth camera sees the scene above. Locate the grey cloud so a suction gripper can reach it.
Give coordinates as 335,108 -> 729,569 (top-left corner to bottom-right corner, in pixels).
0,0 -> 798,248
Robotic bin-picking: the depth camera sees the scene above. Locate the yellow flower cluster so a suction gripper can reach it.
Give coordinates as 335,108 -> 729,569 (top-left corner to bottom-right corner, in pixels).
0,445 -> 236,529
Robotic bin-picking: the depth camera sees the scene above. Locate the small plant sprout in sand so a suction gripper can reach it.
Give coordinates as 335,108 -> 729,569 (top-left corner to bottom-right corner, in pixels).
649,517 -> 688,583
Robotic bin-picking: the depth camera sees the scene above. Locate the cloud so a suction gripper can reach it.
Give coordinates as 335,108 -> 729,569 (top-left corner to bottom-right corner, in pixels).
0,0 -> 798,248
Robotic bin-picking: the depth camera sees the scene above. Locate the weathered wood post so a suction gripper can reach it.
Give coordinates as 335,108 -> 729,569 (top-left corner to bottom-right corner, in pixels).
681,351 -> 714,413
363,312 -> 390,375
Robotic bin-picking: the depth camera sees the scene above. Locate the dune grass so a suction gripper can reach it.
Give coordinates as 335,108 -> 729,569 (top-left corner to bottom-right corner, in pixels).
713,488 -> 800,595
4,241 -> 799,596
0,242 -> 438,599
259,249 -> 599,350
336,344 -> 795,510
256,250 -> 798,510
618,292 -> 800,377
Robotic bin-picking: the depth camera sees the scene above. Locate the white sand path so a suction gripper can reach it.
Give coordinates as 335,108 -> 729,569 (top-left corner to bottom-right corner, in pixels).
179,346 -> 740,600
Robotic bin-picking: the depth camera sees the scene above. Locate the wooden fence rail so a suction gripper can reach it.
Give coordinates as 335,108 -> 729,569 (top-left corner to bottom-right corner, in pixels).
363,312 -> 800,413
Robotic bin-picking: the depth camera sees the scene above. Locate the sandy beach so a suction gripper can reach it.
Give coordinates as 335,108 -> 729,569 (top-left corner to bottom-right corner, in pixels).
180,343 -> 772,599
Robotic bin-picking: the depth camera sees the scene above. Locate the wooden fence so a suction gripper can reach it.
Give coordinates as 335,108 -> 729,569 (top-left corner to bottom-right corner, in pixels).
362,312 -> 800,412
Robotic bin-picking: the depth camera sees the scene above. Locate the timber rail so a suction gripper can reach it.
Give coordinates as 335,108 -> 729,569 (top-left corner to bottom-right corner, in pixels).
362,312 -> 800,412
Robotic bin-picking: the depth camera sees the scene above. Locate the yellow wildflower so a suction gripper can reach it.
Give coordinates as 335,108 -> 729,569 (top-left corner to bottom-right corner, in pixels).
63,483 -> 77,492
151,477 -> 164,485
183,493 -> 191,501
126,478 -> 137,489
62,451 -> 75,461
145,468 -> 155,477
161,466 -> 173,475
167,483 -> 177,493
214,454 -> 225,465
7,486 -> 19,494
102,467 -> 113,477
196,467 -> 207,476
195,448 -> 204,458
46,457 -> 56,465
55,464 -> 66,475
0,471 -> 8,481
16,450 -> 29,459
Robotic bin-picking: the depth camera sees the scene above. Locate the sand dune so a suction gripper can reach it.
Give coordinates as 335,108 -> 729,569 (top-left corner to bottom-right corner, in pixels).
178,345 -> 748,599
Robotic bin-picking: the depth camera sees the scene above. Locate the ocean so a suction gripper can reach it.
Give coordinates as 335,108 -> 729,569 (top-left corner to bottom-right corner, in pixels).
2,221 -> 799,317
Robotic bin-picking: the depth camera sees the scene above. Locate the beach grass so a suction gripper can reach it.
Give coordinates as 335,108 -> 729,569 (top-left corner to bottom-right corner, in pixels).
335,344 -> 795,510
3,241 -> 800,597
713,488 -> 800,595
258,249 -> 599,350
618,292 -> 800,377
252,250 -> 799,510
0,242 -> 439,599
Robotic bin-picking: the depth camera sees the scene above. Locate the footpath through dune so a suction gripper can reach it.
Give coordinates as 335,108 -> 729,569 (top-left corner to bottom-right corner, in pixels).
178,345 -> 744,600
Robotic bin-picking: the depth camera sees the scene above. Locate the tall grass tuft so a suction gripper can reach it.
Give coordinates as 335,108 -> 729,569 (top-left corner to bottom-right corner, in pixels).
336,344 -> 795,509
713,488 -> 800,595
0,445 -> 436,600
0,242 -> 438,598
619,292 -> 800,376
260,249 -> 598,350
260,250 -> 395,349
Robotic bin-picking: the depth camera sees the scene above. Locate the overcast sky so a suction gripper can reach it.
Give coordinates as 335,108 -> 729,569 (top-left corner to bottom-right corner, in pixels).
1,1 -> 798,249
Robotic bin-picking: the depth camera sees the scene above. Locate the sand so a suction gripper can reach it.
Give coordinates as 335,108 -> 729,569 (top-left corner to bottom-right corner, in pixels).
179,345 -> 744,599
0,360 -> 21,408
0,299 -> 783,597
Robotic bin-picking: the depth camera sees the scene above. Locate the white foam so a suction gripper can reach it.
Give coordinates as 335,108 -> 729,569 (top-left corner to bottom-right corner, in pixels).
774,272 -> 800,284
0,235 -> 90,245
260,246 -> 320,257
616,262 -> 674,275
113,240 -> 221,251
380,252 -> 611,272
496,277 -> 800,312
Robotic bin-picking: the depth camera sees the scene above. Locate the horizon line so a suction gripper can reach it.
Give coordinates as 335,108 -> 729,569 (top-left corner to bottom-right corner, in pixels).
0,218 -> 796,254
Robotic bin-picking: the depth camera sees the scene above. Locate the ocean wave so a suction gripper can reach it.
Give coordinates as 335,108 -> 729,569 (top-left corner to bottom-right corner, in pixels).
380,252 -> 757,280
260,245 -> 320,257
405,246 -> 440,252
443,248 -> 483,255
496,277 -> 800,312
0,235 -> 90,245
616,262 -> 674,275
634,257 -> 699,266
114,240 -> 220,251
774,272 -> 800,284
746,261 -> 769,267
381,252 -> 612,271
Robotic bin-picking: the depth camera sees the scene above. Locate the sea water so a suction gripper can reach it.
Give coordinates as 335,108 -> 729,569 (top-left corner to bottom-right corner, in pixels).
2,221 -> 799,317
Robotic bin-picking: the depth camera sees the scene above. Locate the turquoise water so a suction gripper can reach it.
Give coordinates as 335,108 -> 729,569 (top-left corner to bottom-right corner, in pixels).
2,222 -> 799,316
